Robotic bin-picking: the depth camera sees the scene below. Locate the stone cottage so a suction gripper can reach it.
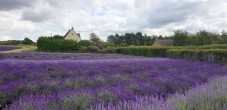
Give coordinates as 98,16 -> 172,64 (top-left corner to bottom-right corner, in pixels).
64,27 -> 81,42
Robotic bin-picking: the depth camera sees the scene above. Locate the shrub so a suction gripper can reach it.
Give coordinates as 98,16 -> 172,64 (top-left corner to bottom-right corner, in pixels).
87,46 -> 100,53
37,37 -> 78,52
98,47 -> 117,54
167,49 -> 227,64
78,40 -> 91,47
78,46 -> 89,53
103,42 -> 116,48
117,46 -> 174,57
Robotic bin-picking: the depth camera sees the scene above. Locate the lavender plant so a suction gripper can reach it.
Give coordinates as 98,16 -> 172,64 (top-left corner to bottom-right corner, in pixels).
0,52 -> 226,109
0,46 -> 18,52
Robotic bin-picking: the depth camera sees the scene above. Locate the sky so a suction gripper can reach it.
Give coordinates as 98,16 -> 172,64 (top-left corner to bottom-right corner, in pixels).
0,0 -> 227,42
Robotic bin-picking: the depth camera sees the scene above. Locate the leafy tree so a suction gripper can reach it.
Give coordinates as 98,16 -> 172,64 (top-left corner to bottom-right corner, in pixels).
90,33 -> 101,43
220,30 -> 227,44
136,32 -> 145,45
107,35 -> 116,43
53,35 -> 64,39
195,30 -> 219,46
22,37 -> 33,45
107,32 -> 157,46
173,30 -> 189,46
90,33 -> 103,48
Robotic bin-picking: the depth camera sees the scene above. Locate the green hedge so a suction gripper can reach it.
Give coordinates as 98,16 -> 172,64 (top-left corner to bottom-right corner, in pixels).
167,49 -> 227,64
117,46 -> 175,57
197,44 -> 227,49
117,45 -> 227,64
37,37 -> 79,52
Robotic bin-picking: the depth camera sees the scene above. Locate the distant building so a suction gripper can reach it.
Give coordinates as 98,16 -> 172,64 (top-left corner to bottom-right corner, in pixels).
153,38 -> 173,46
64,27 -> 81,42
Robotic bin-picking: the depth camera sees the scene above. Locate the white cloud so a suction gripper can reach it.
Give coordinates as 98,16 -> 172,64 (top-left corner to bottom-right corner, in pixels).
0,0 -> 227,42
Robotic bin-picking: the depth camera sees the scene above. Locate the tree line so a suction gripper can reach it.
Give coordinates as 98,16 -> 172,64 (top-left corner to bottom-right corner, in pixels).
106,30 -> 227,46
107,32 -> 156,46
173,30 -> 227,46
0,37 -> 34,45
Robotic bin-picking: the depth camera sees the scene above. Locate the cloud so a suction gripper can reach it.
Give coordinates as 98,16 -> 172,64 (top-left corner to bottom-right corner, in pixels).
21,1 -> 56,22
0,0 -> 227,41
0,0 -> 35,10
0,11 -> 37,41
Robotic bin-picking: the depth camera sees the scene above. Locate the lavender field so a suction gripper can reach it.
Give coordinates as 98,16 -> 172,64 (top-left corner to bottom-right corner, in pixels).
0,52 -> 227,110
0,46 -> 18,52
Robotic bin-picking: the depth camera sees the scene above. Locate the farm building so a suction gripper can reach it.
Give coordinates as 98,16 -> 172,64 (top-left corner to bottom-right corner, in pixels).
64,27 -> 81,42
153,38 -> 173,46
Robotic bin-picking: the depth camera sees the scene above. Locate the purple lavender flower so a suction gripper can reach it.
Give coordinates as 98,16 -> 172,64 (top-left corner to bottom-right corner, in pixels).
0,52 -> 226,109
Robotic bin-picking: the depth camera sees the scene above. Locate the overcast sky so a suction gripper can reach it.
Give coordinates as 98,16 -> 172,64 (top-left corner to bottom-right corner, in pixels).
0,0 -> 227,41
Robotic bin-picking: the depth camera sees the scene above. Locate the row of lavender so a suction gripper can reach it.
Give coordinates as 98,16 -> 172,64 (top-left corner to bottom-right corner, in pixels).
6,74 -> 226,110
92,74 -> 227,110
0,53 -> 227,109
0,52 -> 140,60
0,46 -> 18,52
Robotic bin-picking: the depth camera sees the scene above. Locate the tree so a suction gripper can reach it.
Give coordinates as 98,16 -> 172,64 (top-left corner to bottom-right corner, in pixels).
221,30 -> 227,44
173,30 -> 189,46
22,37 -> 33,45
195,30 -> 219,45
136,32 -> 145,45
107,35 -> 115,43
90,33 -> 101,43
144,34 -> 154,46
90,33 -> 103,48
53,35 -> 64,39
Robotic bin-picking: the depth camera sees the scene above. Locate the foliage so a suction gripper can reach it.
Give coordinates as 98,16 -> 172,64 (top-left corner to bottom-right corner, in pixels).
167,48 -> 227,64
89,33 -> 104,49
87,46 -> 100,53
22,37 -> 33,45
117,44 -> 227,64
37,37 -> 78,52
103,42 -> 116,48
53,34 -> 64,39
173,30 -> 224,46
173,30 -> 189,46
107,32 -> 155,46
98,47 -> 117,54
117,46 -> 174,57
0,37 -> 33,45
78,40 -> 91,47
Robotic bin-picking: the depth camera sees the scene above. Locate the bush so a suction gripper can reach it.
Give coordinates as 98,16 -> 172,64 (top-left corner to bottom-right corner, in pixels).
103,42 -> 116,48
78,46 -> 89,53
37,37 -> 78,52
167,49 -> 227,64
98,47 -> 117,54
117,46 -> 174,57
87,46 -> 100,53
197,44 -> 227,49
78,40 -> 91,47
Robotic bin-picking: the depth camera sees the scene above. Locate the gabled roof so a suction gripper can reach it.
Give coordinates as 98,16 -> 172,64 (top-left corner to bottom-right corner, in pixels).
64,27 -> 80,38
64,30 -> 71,38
